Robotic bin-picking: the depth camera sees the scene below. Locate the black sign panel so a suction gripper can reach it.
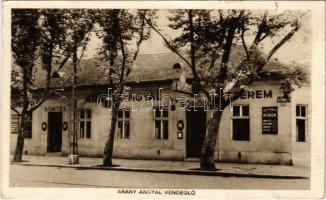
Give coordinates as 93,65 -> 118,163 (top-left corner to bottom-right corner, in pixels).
262,107 -> 278,134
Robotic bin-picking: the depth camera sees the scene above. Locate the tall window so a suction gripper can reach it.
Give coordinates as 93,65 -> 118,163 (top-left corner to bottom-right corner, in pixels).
154,108 -> 169,140
232,105 -> 250,141
116,109 -> 130,139
296,105 -> 307,142
24,113 -> 32,139
79,110 -> 91,139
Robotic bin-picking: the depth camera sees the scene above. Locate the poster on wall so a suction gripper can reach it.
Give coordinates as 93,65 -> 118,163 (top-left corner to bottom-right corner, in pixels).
262,107 -> 278,134
11,114 -> 20,134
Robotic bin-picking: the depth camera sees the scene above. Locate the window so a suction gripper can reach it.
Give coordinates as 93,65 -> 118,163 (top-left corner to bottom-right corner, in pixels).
232,105 -> 250,141
116,109 -> 130,139
296,105 -> 307,142
79,110 -> 91,139
154,108 -> 169,139
24,113 -> 32,139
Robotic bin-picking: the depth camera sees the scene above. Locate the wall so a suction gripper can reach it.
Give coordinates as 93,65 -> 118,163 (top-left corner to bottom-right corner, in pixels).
60,83 -> 186,160
10,97 -> 68,156
11,80 -> 311,166
216,81 -> 293,164
291,85 -> 311,167
106,85 -> 186,160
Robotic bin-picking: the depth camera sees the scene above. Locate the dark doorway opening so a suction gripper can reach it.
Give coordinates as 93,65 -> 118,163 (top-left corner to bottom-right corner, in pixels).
47,112 -> 62,152
186,108 -> 207,158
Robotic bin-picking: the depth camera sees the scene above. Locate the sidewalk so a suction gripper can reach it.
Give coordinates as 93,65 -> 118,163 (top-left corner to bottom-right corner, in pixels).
11,155 -> 310,179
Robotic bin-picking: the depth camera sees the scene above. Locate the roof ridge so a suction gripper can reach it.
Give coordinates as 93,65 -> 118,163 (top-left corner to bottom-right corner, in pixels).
137,52 -> 174,55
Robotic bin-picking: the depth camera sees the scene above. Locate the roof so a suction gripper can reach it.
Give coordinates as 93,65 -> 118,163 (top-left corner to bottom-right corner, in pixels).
31,46 -> 297,89
126,53 -> 192,83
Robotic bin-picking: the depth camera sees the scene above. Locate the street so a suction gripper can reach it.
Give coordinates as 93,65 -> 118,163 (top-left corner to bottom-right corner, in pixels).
10,164 -> 310,189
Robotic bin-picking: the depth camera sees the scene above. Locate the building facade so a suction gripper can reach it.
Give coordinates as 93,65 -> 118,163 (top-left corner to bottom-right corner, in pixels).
10,53 -> 311,166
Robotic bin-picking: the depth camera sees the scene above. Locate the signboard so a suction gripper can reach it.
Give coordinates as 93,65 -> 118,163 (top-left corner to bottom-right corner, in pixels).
172,80 -> 192,94
86,91 -> 161,103
277,96 -> 291,106
262,107 -> 278,134
11,114 -> 20,134
44,105 -> 67,112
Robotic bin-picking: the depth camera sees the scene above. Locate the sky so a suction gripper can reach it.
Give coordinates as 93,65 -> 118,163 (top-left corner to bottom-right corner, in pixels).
85,10 -> 311,67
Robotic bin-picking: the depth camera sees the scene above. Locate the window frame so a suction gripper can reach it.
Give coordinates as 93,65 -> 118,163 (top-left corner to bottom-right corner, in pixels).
79,109 -> 92,139
231,104 -> 250,141
153,108 -> 169,140
296,105 -> 307,142
116,108 -> 131,139
24,113 -> 33,139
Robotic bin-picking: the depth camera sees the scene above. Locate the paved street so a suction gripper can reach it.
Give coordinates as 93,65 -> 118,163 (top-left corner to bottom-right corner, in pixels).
10,155 -> 311,178
10,164 -> 310,189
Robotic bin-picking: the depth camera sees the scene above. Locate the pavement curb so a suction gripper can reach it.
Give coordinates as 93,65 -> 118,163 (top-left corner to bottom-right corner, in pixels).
12,162 -> 309,179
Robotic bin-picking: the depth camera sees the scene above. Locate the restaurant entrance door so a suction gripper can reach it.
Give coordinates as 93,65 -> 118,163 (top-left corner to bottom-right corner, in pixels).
186,108 -> 207,158
47,112 -> 63,152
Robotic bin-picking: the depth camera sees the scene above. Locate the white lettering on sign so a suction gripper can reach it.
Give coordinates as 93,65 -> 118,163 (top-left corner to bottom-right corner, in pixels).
263,113 -> 277,117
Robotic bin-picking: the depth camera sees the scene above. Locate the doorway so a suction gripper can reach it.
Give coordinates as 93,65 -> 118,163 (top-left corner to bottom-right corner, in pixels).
47,112 -> 62,152
186,108 -> 207,158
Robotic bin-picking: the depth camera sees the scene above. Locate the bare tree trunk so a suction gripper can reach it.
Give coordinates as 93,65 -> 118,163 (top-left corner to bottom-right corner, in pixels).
103,108 -> 117,166
200,110 -> 223,170
13,112 -> 26,162
103,11 -> 126,166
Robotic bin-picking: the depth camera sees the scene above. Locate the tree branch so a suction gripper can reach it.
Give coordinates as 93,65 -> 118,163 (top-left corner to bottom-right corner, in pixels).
138,10 -> 192,69
188,10 -> 196,70
56,30 -> 92,73
139,10 -> 212,99
11,86 -> 24,97
133,10 -> 147,62
56,53 -> 72,72
28,86 -> 58,113
241,25 -> 250,60
251,12 -> 268,48
76,31 -> 92,67
266,22 -> 300,62
11,106 -> 21,115
208,51 -> 218,71
32,43 -> 54,112
218,11 -> 244,83
218,10 -> 224,22
117,18 -> 127,92
28,77 -> 51,113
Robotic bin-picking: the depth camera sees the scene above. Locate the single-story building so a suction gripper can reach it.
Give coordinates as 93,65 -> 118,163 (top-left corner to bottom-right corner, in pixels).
11,52 -> 310,166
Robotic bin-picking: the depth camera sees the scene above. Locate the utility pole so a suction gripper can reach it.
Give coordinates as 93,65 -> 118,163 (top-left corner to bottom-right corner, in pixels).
68,33 -> 79,164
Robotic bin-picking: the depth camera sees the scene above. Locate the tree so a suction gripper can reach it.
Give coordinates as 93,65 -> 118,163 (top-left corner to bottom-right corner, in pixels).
142,9 -> 308,170
11,9 -> 40,162
95,9 -> 156,166
11,9 -> 93,162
